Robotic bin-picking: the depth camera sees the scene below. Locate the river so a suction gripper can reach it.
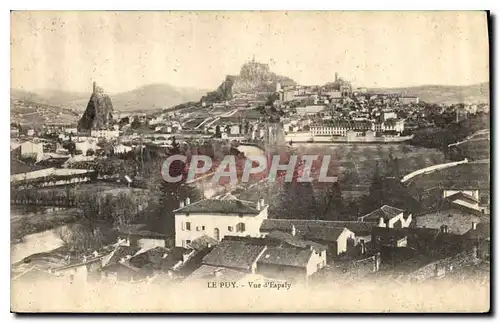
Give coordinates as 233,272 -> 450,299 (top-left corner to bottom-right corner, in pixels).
11,206 -> 70,264
11,227 -> 66,264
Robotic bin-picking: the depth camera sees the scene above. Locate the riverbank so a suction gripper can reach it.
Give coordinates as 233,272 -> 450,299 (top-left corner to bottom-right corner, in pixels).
11,206 -> 80,244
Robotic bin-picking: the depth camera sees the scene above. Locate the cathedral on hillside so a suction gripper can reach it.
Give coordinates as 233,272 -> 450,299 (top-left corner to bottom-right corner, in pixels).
325,72 -> 353,97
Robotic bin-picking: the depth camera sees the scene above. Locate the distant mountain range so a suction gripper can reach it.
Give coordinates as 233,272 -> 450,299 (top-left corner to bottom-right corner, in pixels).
368,82 -> 489,105
11,83 -> 208,113
11,76 -> 489,118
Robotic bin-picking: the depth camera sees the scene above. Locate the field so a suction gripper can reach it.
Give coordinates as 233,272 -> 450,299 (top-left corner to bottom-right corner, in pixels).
293,143 -> 446,194
404,160 -> 490,207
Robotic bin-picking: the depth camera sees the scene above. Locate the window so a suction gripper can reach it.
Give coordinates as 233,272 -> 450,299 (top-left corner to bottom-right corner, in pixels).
186,240 -> 191,245
228,226 -> 233,232
236,223 -> 246,232
201,226 -> 205,230
186,222 -> 191,231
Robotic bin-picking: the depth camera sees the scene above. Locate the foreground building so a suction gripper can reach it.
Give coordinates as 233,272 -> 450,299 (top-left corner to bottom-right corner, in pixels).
174,194 -> 269,248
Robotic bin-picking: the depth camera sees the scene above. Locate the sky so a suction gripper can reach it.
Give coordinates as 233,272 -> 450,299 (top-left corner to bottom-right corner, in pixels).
11,11 -> 489,94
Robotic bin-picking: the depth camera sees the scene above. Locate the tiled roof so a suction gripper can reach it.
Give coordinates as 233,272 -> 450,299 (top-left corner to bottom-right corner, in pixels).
184,265 -> 249,283
101,245 -> 142,268
446,192 -> 479,204
258,246 -> 313,268
301,226 -> 347,242
359,205 -> 405,222
463,222 -> 490,240
265,230 -> 327,252
188,235 -> 219,251
202,240 -> 266,271
129,246 -> 194,271
261,220 -> 295,232
128,246 -> 170,269
174,198 -> 260,215
260,219 -> 373,235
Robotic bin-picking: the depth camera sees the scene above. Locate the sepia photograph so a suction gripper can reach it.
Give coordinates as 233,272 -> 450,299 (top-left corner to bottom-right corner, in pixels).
9,10 -> 491,313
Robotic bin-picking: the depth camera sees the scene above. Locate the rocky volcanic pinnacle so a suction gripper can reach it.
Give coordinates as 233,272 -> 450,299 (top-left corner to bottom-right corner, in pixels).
202,59 -> 296,103
77,82 -> 114,131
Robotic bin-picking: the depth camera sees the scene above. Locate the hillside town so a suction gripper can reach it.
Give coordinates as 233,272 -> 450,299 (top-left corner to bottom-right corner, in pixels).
11,58 -> 490,293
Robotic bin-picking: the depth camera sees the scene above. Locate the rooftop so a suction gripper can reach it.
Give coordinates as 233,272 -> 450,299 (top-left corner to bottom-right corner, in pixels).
101,245 -> 142,268
260,219 -> 374,236
184,265 -> 249,283
445,191 -> 480,204
358,205 -> 405,222
463,222 -> 490,240
174,196 -> 262,215
202,240 -> 266,271
257,246 -> 313,268
188,235 -> 219,251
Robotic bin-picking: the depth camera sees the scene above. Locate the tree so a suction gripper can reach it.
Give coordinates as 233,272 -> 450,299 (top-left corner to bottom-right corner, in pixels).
365,161 -> 384,213
131,116 -> 141,129
323,181 -> 344,220
119,117 -> 130,128
215,125 -> 222,138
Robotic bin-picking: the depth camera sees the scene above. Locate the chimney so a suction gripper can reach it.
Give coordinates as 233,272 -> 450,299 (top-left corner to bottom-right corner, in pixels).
291,225 -> 296,236
185,197 -> 191,205
179,200 -> 185,208
472,222 -> 478,230
378,217 -> 385,227
93,81 -> 96,94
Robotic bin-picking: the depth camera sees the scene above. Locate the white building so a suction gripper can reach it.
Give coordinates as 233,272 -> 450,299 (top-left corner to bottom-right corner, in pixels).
20,141 -> 44,161
373,119 -> 405,133
399,96 -> 420,105
295,105 -> 326,116
113,144 -> 133,155
75,139 -> 99,155
229,125 -> 240,135
382,111 -> 397,121
174,194 -> 269,248
64,128 -> 78,134
358,205 -> 412,228
91,129 -> 120,140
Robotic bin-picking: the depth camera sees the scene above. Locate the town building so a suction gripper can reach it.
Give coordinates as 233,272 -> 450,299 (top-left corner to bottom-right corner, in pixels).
259,219 -> 374,258
20,141 -> 44,161
399,96 -> 420,105
10,167 -> 95,188
114,144 -> 134,155
91,129 -> 120,140
357,205 -> 412,228
117,224 -> 168,250
295,105 -> 326,116
75,139 -> 99,155
197,236 -> 327,284
174,194 -> 269,248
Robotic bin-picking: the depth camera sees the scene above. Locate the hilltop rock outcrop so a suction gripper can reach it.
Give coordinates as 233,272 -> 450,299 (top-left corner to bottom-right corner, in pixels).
202,59 -> 296,103
77,82 -> 114,131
